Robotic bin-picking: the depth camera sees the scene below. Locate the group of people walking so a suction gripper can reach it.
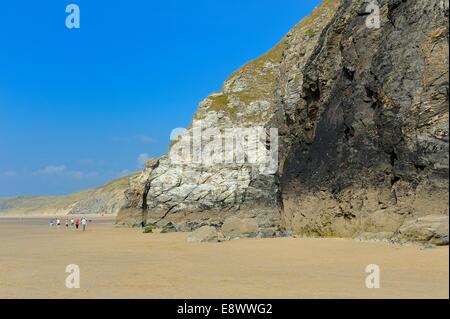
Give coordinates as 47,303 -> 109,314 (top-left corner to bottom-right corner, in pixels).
49,217 -> 88,231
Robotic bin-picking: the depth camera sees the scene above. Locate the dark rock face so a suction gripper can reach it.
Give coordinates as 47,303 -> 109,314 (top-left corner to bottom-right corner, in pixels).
280,0 -> 449,240
117,0 -> 449,244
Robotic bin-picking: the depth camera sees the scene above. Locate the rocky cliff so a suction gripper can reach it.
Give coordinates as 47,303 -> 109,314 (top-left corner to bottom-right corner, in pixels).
117,0 -> 449,244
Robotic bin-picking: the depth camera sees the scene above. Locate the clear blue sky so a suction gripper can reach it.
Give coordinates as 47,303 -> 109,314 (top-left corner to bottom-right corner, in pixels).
0,0 -> 322,196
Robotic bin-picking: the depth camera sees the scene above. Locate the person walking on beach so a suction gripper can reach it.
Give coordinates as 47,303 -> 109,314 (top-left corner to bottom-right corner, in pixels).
75,218 -> 80,230
70,218 -> 75,227
81,217 -> 87,232
65,219 -> 69,229
56,218 -> 61,228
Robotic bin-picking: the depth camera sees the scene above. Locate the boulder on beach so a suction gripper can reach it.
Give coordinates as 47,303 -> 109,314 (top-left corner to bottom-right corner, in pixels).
221,217 -> 259,240
186,226 -> 219,243
396,215 -> 449,246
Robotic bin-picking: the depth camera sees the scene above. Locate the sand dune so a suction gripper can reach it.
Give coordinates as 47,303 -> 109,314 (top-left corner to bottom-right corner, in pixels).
0,217 -> 448,299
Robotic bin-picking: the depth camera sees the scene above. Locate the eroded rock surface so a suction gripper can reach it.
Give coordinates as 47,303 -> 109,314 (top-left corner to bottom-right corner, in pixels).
117,0 -> 449,244
396,215 -> 449,245
280,0 -> 449,243
186,226 -> 219,243
221,217 -> 260,240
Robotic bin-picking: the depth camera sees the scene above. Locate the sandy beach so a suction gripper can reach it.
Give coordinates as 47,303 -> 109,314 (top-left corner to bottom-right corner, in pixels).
0,217 -> 448,299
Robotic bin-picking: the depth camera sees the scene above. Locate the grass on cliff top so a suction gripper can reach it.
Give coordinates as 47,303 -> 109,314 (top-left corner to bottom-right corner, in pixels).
100,172 -> 138,192
0,192 -> 91,215
206,94 -> 238,118
226,0 -> 338,82
196,0 -> 340,123
226,39 -> 286,83
201,0 -> 338,120
208,94 -> 229,112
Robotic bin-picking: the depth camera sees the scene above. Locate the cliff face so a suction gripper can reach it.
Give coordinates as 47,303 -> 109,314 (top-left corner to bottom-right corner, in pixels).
280,0 -> 449,242
117,0 -> 449,244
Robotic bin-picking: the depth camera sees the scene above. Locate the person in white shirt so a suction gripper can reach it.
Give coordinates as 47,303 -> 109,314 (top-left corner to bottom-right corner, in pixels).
81,217 -> 87,231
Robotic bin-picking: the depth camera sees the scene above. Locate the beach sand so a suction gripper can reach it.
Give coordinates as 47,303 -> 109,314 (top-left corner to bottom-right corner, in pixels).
0,217 -> 448,299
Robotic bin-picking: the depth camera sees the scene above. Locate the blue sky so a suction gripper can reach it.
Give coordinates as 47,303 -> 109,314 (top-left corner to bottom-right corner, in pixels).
0,0 -> 322,196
